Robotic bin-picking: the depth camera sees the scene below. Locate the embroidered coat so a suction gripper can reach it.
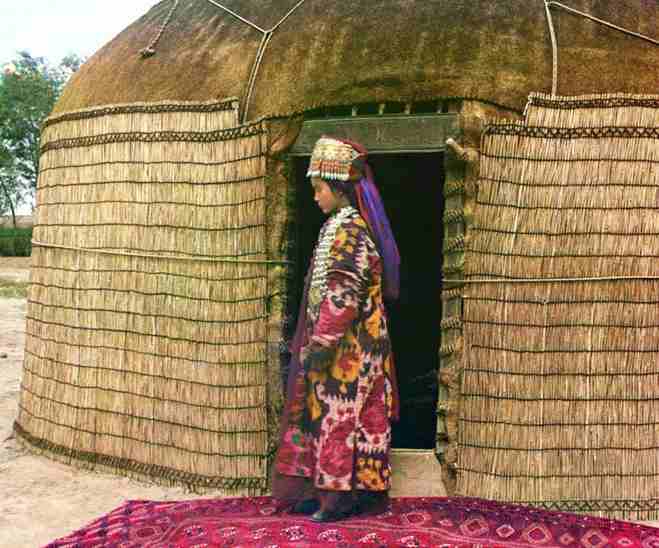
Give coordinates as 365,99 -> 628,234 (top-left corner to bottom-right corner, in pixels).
276,207 -> 396,492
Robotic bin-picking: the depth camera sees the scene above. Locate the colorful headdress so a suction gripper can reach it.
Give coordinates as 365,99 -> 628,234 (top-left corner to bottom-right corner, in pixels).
307,136 -> 400,302
306,136 -> 365,181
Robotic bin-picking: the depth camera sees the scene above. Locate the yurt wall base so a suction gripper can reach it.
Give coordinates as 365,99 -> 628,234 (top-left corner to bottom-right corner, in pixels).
14,421 -> 261,495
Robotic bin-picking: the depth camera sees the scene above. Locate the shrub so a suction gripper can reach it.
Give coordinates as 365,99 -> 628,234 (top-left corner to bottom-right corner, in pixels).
0,228 -> 32,256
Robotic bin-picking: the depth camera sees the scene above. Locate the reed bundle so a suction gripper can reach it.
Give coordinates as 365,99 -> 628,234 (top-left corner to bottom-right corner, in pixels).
460,93 -> 659,520
16,100 -> 273,493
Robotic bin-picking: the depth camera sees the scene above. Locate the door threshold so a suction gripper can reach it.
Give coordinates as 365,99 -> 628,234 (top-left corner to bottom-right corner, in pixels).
391,448 -> 436,455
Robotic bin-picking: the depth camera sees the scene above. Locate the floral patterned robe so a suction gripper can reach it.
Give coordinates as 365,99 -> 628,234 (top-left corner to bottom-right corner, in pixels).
276,208 -> 397,492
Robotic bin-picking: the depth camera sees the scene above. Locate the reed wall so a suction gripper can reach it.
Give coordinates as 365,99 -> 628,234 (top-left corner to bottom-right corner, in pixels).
459,94 -> 659,519
15,99 -> 274,493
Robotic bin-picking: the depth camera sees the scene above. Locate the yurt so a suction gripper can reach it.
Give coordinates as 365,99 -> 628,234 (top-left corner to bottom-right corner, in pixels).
15,0 -> 659,519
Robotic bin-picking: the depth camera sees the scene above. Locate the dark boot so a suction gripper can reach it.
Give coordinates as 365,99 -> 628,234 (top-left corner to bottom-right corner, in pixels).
290,498 -> 320,515
310,491 -> 357,522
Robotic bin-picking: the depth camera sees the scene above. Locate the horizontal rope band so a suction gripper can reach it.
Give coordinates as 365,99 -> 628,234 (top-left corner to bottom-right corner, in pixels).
461,442 -> 659,452
24,348 -> 264,389
480,151 -> 659,164
472,226 -> 659,237
462,393 -> 659,402
39,153 -> 264,174
21,374 -> 266,415
477,200 -> 659,212
463,366 -> 659,378
444,275 -> 659,284
461,417 -> 659,427
26,330 -> 267,367
43,98 -> 240,129
30,263 -> 267,283
28,281 -> 272,306
35,221 -> 265,233
468,248 -> 659,259
465,318 -> 659,329
35,244 -> 267,259
457,466 -> 659,479
15,415 -> 268,461
39,174 -> 265,190
470,343 -> 659,354
26,316 -> 267,348
28,299 -> 267,325
479,174 -> 659,189
32,240 -> 290,264
465,296 -> 659,305
37,196 -> 265,209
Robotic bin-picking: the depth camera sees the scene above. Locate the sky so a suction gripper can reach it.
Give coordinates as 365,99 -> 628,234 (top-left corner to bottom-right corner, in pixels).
1,0 -> 159,67
1,1 -> 160,213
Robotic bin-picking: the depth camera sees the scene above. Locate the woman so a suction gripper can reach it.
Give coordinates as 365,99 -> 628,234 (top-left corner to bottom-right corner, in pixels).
273,136 -> 400,522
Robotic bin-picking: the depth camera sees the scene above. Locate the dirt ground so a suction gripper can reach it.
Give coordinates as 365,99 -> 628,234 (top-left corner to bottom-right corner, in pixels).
0,258 -> 655,547
0,257 -> 32,283
0,259 -> 195,547
0,258 -> 446,547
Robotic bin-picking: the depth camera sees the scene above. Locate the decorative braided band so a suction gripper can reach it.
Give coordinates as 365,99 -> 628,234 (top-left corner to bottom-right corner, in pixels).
528,93 -> 659,111
43,98 -> 240,129
528,498 -> 659,514
484,124 -> 659,139
41,123 -> 266,154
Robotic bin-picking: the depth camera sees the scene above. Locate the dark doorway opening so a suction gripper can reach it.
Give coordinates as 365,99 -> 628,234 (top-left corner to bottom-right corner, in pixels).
288,153 -> 444,449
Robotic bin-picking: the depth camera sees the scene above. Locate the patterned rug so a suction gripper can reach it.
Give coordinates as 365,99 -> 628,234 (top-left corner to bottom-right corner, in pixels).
46,496 -> 659,548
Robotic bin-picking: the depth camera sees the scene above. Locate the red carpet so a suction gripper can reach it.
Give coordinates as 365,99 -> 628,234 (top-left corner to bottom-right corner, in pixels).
45,496 -> 659,548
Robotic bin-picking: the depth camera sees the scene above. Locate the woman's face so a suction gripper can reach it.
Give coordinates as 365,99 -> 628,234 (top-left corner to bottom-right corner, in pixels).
311,177 -> 342,215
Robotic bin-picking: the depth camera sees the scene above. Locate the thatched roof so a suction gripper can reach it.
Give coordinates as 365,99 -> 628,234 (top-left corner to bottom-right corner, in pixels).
54,0 -> 659,118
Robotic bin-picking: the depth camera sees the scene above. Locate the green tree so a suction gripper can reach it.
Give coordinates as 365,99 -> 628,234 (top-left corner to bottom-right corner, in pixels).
0,51 -> 83,226
0,147 -> 23,227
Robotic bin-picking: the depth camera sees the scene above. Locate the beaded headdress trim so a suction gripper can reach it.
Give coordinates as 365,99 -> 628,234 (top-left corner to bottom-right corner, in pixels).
306,137 -> 364,182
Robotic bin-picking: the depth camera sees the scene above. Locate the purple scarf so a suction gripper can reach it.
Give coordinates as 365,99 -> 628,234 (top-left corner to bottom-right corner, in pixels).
281,261 -> 312,402
355,164 -> 401,301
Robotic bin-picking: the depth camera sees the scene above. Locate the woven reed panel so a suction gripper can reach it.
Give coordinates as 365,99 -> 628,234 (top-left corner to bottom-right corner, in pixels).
17,100 -> 273,492
460,101 -> 659,519
526,93 -> 659,128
